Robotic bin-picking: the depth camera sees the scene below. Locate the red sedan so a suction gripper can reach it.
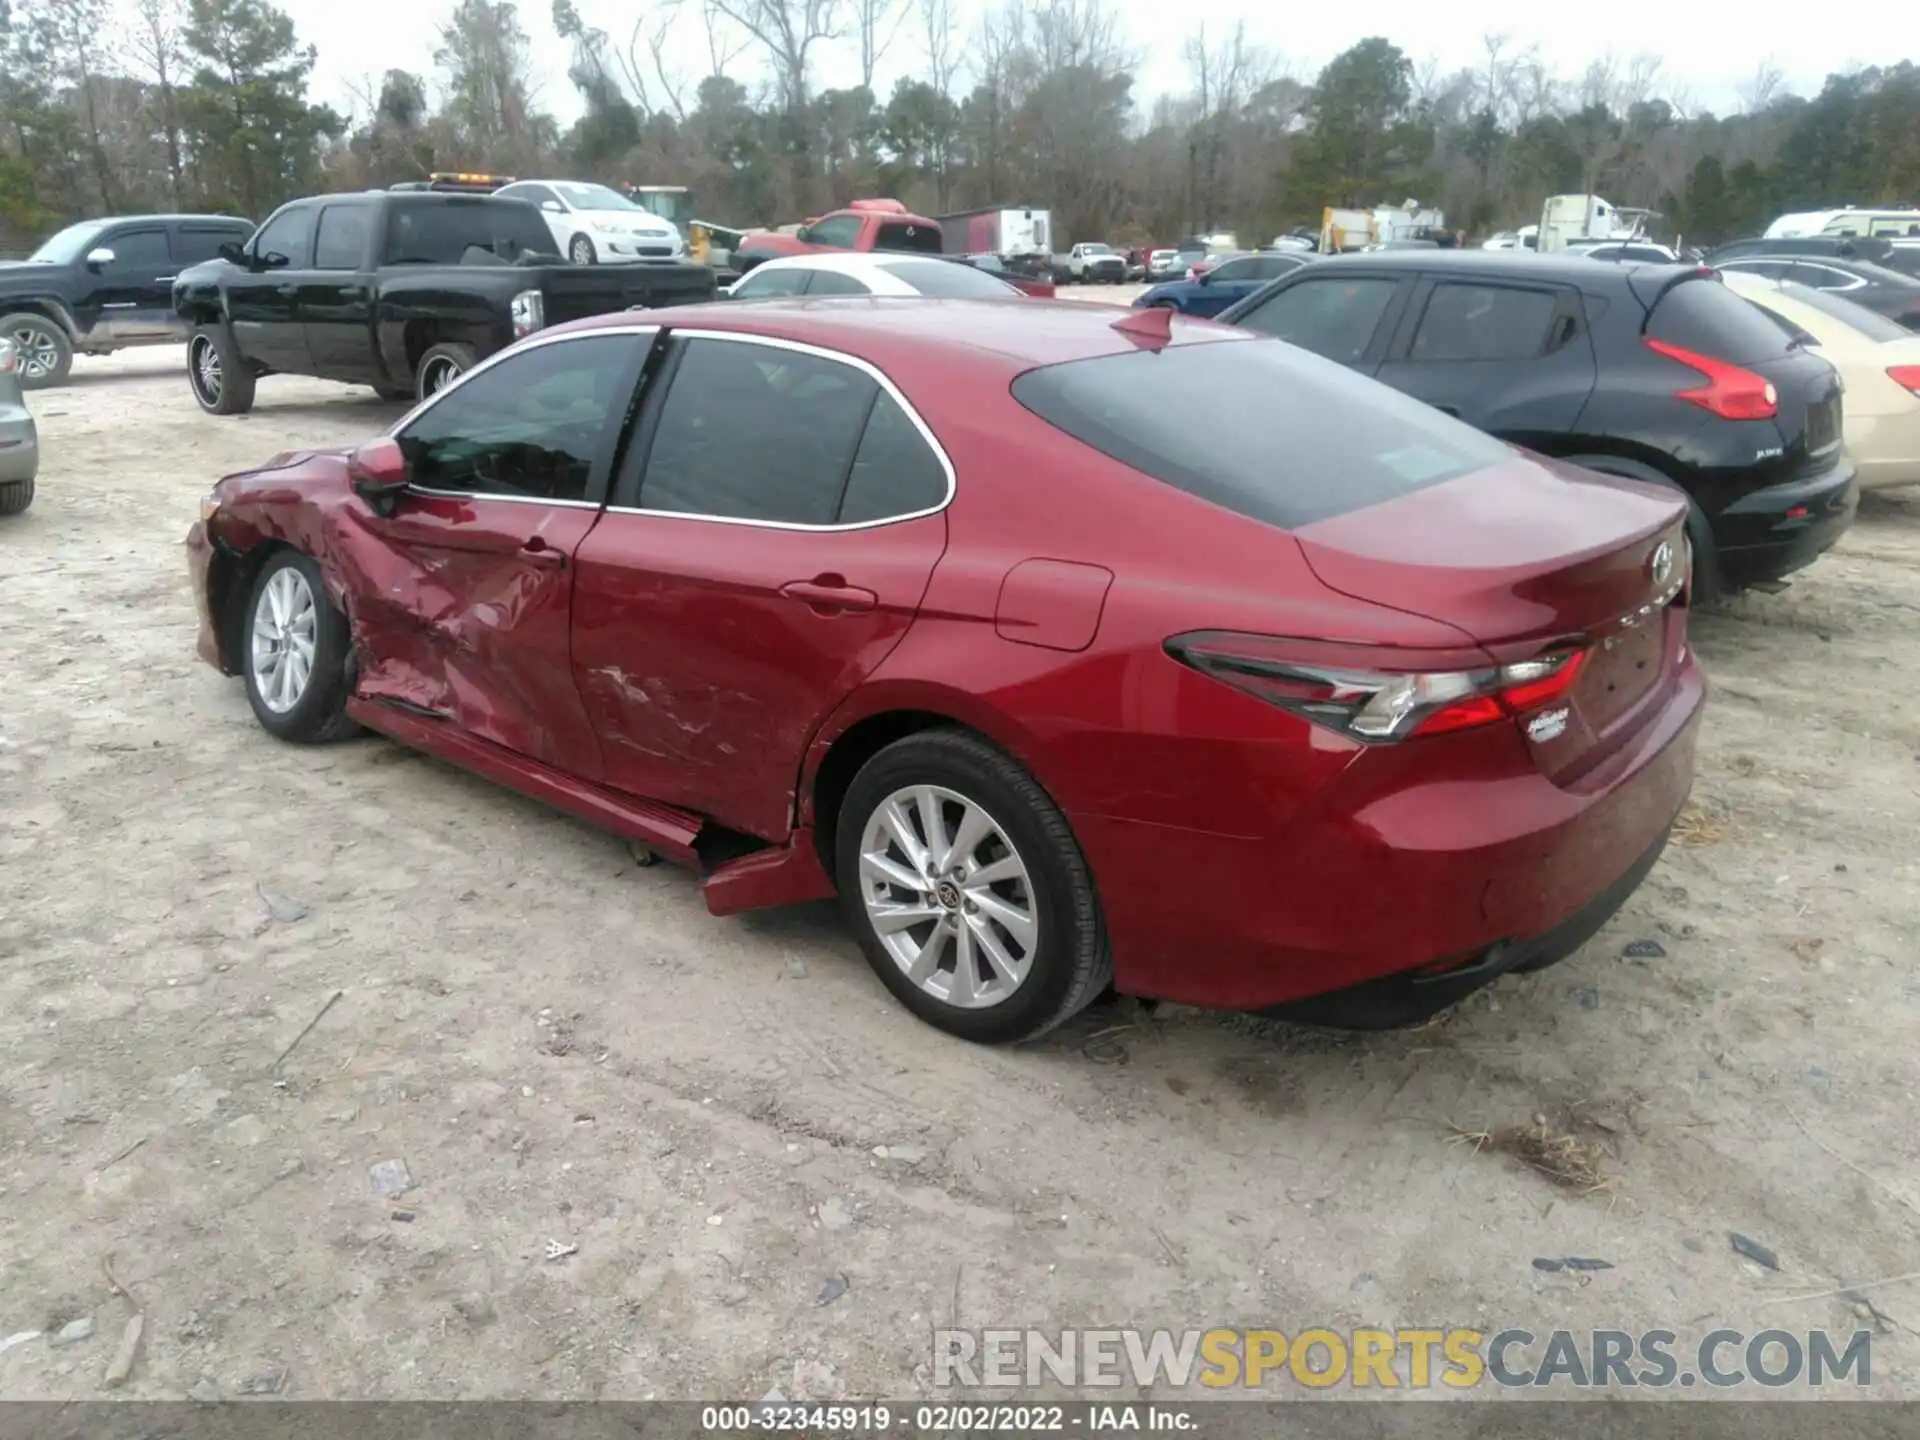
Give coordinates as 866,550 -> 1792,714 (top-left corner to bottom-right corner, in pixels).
185,299 -> 1703,1044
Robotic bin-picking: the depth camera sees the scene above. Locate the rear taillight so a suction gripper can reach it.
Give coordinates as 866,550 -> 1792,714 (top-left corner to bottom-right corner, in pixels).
0,339 -> 15,374
1888,364 -> 1920,396
511,288 -> 545,338
1165,631 -> 1589,743
1645,336 -> 1779,420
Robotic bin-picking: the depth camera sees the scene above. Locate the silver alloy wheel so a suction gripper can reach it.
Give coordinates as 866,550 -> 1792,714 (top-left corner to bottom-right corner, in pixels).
251,566 -> 318,714
857,784 -> 1038,1009
190,335 -> 221,403
8,322 -> 60,381
570,236 -> 594,265
421,356 -> 461,395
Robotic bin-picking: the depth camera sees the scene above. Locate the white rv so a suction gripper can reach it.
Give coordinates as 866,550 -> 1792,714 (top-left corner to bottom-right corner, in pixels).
1763,207 -> 1920,240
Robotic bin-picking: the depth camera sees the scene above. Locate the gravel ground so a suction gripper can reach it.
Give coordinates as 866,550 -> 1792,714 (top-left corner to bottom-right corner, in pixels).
1,317 -> 1917,1402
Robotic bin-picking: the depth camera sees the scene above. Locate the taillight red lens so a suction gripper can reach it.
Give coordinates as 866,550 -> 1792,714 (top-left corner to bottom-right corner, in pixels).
1888,364 -> 1920,396
1165,633 -> 1589,743
1645,337 -> 1780,420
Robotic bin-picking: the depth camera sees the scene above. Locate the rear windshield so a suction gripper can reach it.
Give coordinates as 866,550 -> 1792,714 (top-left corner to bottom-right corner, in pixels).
1647,277 -> 1799,365
1779,281 -> 1913,342
871,220 -> 944,255
382,197 -> 557,266
1010,337 -> 1517,530
882,259 -> 1018,298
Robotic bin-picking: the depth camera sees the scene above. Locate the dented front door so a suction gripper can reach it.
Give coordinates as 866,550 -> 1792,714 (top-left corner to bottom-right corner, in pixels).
345,494 -> 608,778
344,328 -> 656,781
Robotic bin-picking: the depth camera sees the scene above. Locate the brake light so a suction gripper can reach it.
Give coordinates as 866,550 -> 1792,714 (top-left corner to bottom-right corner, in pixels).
0,339 -> 14,374
1888,364 -> 1920,396
1645,337 -> 1779,420
1164,632 -> 1589,743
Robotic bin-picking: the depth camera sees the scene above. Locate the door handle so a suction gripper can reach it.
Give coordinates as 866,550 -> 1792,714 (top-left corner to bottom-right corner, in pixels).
154,275 -> 177,283
781,577 -> 877,612
276,284 -> 296,296
519,536 -> 567,568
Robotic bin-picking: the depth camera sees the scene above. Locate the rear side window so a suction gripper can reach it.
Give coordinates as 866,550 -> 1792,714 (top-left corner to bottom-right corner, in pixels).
805,270 -> 872,297
1230,277 -> 1400,364
872,220 -> 943,255
383,198 -> 554,265
173,225 -> 246,264
1648,277 -> 1800,364
880,260 -> 1017,297
636,339 -> 942,526
839,392 -> 948,522
1407,283 -> 1558,361
1011,338 -> 1517,530
730,267 -> 808,299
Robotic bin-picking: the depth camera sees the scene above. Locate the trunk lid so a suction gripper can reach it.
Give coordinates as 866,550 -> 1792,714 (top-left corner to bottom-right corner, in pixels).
1293,453 -> 1689,779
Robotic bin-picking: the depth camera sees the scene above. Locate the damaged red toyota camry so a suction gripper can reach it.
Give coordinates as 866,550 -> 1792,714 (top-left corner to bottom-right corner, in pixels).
185,299 -> 1703,1044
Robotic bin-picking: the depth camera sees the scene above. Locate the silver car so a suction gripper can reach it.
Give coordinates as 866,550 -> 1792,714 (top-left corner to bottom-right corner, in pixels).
1,337 -> 38,514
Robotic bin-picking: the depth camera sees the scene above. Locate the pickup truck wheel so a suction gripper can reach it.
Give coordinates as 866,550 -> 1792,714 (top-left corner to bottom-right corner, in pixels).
0,479 -> 33,515
188,326 -> 255,415
416,343 -> 477,401
568,234 -> 597,266
2,313 -> 73,390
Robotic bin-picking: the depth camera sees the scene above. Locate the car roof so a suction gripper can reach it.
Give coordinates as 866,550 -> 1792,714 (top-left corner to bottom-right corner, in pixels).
740,252 -> 963,295
1298,249 -> 1696,287
547,296 -> 1251,375
96,214 -> 250,224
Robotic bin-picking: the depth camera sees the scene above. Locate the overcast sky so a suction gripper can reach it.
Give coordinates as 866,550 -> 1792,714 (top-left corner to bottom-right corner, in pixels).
235,0 -> 1863,132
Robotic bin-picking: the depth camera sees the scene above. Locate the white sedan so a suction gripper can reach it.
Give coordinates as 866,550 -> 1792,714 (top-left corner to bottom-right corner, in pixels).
724,252 -> 1029,300
493,179 -> 685,265
1722,269 -> 1920,490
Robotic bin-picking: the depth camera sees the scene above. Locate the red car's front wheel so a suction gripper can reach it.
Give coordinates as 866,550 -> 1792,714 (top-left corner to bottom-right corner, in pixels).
836,729 -> 1111,1045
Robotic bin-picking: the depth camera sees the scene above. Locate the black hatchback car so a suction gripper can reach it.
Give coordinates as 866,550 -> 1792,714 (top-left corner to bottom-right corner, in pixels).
1217,252 -> 1857,599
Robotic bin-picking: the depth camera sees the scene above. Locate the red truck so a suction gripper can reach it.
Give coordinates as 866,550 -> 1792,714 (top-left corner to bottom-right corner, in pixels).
733,198 -> 945,273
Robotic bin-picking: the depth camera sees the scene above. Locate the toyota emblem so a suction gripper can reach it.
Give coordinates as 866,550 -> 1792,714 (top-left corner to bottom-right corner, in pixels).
1650,540 -> 1674,589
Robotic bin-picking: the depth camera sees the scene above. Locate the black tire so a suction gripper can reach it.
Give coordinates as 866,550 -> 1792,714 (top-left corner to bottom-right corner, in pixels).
1561,453 -> 1721,603
373,384 -> 413,402
415,342 -> 477,402
241,549 -> 358,744
835,729 -> 1112,1045
0,478 -> 32,515
187,325 -> 255,415
568,234 -> 597,266
3,312 -> 73,390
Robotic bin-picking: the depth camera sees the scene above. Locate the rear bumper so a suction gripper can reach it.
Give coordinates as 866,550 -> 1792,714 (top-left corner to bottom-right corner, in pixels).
1074,656 -> 1705,1018
1712,459 -> 1857,587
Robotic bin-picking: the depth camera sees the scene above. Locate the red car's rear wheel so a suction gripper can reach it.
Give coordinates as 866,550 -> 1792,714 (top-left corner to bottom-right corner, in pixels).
836,729 -> 1111,1044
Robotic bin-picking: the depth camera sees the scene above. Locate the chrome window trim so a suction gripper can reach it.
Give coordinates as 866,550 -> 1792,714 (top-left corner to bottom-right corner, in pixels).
382,322 -> 956,530
603,327 -> 957,532
387,324 -> 661,508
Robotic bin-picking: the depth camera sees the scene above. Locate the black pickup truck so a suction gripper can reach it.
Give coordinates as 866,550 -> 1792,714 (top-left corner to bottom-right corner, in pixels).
1,214 -> 256,388
172,188 -> 716,413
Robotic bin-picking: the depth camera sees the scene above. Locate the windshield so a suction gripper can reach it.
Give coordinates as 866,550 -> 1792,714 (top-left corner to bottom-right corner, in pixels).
29,221 -> 109,264
383,197 -> 558,265
1081,244 -> 1112,255
631,189 -> 691,225
555,182 -> 639,212
1778,280 -> 1915,343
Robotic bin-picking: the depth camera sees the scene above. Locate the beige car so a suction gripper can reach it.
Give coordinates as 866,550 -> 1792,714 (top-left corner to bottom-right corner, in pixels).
1721,269 -> 1920,490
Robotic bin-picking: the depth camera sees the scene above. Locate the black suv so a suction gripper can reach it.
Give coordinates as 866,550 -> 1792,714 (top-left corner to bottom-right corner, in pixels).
0,213 -> 255,388
173,188 -> 715,412
1218,252 -> 1856,599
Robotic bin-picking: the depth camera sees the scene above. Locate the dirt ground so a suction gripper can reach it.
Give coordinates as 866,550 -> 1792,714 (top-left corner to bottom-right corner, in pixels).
3,313 -> 1919,1403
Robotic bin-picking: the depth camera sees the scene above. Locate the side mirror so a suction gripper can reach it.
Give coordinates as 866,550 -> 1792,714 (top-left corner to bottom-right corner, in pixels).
795,225 -> 812,243
1196,270 -> 1212,285
348,438 -> 409,515
85,246 -> 115,269
541,200 -> 564,214
217,241 -> 245,264
260,250 -> 291,270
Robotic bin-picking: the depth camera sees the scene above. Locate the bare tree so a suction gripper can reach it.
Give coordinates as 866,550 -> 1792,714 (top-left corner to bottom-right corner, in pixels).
122,0 -> 186,207
707,0 -> 842,113
851,0 -> 904,92
1738,59 -> 1785,115
918,0 -> 957,99
1183,19 -> 1261,231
